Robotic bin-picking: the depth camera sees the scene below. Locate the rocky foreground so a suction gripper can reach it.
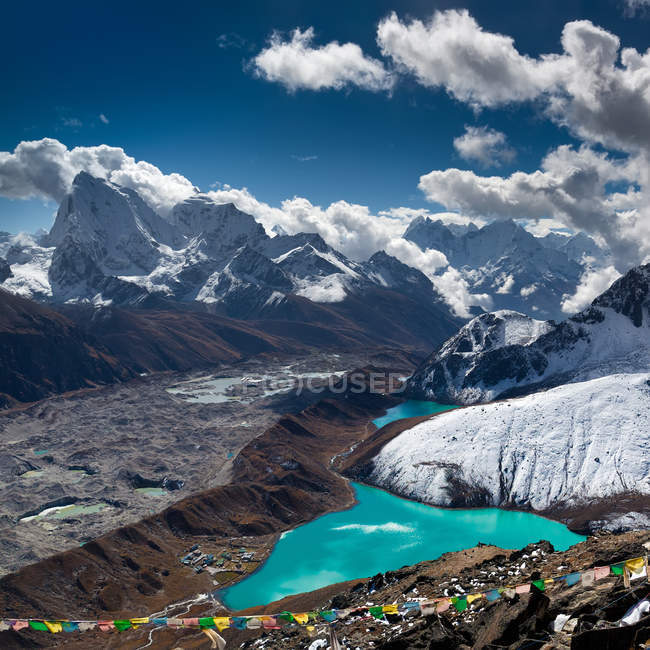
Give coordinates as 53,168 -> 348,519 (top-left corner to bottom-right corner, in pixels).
21,529 -> 647,649
229,530 -> 650,650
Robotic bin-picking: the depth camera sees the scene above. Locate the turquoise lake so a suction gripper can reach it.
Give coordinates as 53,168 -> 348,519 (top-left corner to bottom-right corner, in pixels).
221,401 -> 586,610
371,399 -> 458,429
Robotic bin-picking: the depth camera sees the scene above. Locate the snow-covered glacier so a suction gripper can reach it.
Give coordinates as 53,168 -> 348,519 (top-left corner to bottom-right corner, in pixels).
368,372 -> 650,514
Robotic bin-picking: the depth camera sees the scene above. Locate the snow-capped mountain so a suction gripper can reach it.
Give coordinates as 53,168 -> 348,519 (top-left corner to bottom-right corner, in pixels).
407,264 -> 650,404
539,230 -> 610,266
0,172 -> 456,326
403,216 -> 599,320
0,232 -> 54,301
365,372 -> 650,525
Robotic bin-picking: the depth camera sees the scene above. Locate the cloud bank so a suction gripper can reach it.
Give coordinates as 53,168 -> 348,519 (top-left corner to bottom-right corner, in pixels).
249,10 -> 650,272
0,138 -> 196,217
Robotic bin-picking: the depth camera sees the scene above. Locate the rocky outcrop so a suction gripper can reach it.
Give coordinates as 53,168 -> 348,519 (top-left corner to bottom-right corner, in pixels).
228,531 -> 650,650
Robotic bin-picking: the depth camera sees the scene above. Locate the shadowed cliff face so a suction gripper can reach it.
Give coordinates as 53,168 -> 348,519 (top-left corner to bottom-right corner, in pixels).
0,289 -> 134,407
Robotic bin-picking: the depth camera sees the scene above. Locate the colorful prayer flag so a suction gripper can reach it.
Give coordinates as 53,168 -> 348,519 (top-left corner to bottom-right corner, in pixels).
29,621 -> 49,631
44,621 -> 63,633
213,617 -> 231,632
113,620 -> 132,631
611,563 -> 624,575
452,597 -> 467,612
562,572 -> 581,586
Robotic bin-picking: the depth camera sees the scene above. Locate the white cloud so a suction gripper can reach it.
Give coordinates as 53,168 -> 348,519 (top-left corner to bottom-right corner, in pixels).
291,154 -> 318,162
453,125 -> 515,167
496,274 -> 515,294
519,218 -> 572,238
99,114 -> 109,124
520,284 -> 538,298
206,188 -> 409,261
380,238 -> 494,317
432,266 -> 493,318
377,10 -> 555,109
378,207 -> 487,229
252,27 -> 394,92
382,237 -> 448,271
561,265 -> 622,313
0,138 -> 197,216
377,11 -> 650,157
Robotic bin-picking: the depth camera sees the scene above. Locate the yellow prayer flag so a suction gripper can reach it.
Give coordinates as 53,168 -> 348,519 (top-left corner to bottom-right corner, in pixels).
44,621 -> 62,633
467,593 -> 482,604
293,613 -> 309,625
130,617 -> 149,625
626,557 -> 645,574
382,604 -> 399,615
544,579 -> 554,585
213,617 -> 230,632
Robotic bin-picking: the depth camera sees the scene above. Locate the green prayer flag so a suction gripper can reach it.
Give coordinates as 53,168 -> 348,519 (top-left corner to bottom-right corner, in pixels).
611,564 -> 624,575
29,621 -> 48,631
369,606 -> 384,620
199,617 -> 215,628
277,611 -> 294,623
532,580 -> 545,591
113,620 -> 132,631
452,597 -> 468,612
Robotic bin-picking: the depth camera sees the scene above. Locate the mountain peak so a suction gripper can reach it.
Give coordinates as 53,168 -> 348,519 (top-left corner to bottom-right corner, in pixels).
479,218 -> 526,238
170,195 -> 267,247
591,263 -> 650,327
72,169 -> 103,187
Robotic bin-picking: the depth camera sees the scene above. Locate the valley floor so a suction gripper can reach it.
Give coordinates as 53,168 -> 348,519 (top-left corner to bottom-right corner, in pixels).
0,349 -> 413,576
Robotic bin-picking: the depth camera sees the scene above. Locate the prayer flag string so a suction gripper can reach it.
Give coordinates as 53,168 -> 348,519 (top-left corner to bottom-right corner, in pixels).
0,555 -> 645,637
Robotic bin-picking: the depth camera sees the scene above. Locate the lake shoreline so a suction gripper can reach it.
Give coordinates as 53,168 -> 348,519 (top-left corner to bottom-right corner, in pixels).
220,401 -> 584,611
220,478 -> 584,611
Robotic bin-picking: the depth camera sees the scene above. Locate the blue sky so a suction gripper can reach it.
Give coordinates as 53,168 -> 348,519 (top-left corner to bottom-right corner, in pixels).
1,0 -> 649,234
